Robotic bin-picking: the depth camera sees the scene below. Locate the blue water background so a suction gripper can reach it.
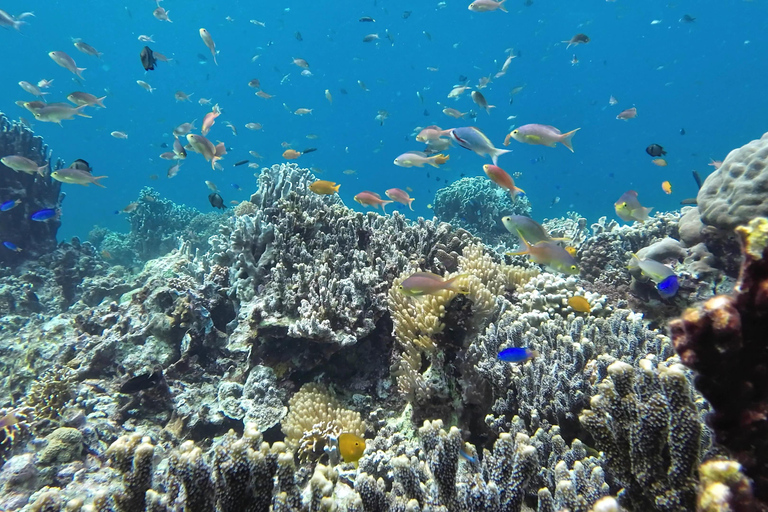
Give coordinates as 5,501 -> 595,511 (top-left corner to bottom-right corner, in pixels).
1,0 -> 766,241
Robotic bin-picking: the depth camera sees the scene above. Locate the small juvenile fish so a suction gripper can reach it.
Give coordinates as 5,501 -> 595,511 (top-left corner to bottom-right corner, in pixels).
394,151 -> 449,168
30,208 -> 57,221
73,39 -> 102,58
359,16 -> 375,22
338,433 -> 366,466
138,35 -> 155,43
67,92 -> 107,108
173,122 -> 196,137
49,51 -> 86,80
354,191 -> 394,213
245,122 -> 262,130
3,241 -> 21,252
309,180 -> 340,195
442,107 -> 468,119
137,80 -> 154,93
1,155 -> 48,176
294,108 -> 313,115
385,188 -> 415,210
19,81 -> 48,98
505,124 -> 580,152
468,0 -> 508,13
362,33 -> 379,42
292,57 -> 309,69
224,121 -> 237,135
117,202 -> 139,214
483,165 -> 524,198
37,79 -> 54,88
609,95 -> 618,106
325,89 -> 333,104
399,271 -> 469,296
167,162 -> 182,178
111,131 -> 128,139
498,347 -> 538,363
283,149 -> 302,160
615,190 -> 652,223
234,160 -> 249,167
175,91 -> 193,102
616,107 -> 637,120
568,296 -> 591,313
471,91 -> 495,114
651,158 -> 667,167
662,181 -> 672,194
199,28 -> 218,65
449,127 -> 511,165
562,33 -> 590,49
205,180 -> 218,191
51,167 -> 107,187
201,104 -> 221,135
153,6 -> 172,22
119,369 -> 163,393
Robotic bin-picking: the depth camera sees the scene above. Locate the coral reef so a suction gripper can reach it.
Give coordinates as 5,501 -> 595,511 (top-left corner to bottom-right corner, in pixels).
671,217 -> 768,507
0,113 -> 63,265
698,132 -> 768,231
433,176 -> 532,247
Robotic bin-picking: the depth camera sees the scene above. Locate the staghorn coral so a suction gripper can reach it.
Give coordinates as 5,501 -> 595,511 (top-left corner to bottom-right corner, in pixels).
281,383 -> 364,461
579,360 -> 706,511
698,132 -> 768,231
25,366 -> 75,422
670,217 -> 768,508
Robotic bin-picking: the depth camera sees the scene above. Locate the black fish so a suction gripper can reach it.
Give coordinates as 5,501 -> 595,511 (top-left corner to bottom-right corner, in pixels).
571,33 -> 590,44
119,369 -> 163,393
359,16 -> 375,22
680,198 -> 698,205
295,31 -> 303,41
197,53 -> 208,63
680,14 -> 695,23
302,148 -> 317,154
692,170 -> 703,190
340,88 -> 348,95
208,192 -> 226,209
646,144 -> 666,157
458,75 -> 467,82
70,159 -> 92,173
160,142 -> 168,148
140,46 -> 156,71
680,128 -> 686,135
402,11 -> 412,19
423,109 -> 429,116
234,160 -> 249,167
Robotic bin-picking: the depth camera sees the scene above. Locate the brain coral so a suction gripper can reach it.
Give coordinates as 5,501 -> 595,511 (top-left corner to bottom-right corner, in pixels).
698,132 -> 768,230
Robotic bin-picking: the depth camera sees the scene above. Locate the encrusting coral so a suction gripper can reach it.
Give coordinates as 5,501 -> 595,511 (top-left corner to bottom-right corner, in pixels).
671,216 -> 768,509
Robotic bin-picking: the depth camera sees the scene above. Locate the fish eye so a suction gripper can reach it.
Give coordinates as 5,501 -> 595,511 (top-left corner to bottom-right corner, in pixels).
571,265 -> 578,271
512,130 -> 518,134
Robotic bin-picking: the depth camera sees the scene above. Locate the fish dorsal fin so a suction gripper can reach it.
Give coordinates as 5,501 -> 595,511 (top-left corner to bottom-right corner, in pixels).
544,125 -> 561,134
360,190 -> 381,199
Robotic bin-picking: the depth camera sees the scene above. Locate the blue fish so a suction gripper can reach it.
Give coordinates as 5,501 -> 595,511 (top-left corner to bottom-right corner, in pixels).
656,275 -> 679,299
449,127 -> 511,165
0,199 -> 20,212
498,347 -> 538,363
459,448 -> 476,464
3,241 -> 21,252
231,183 -> 241,190
30,208 -> 57,221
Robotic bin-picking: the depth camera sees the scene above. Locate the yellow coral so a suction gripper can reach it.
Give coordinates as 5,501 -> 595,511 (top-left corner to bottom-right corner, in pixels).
735,217 -> 768,259
281,383 -> 364,461
233,200 -> 257,217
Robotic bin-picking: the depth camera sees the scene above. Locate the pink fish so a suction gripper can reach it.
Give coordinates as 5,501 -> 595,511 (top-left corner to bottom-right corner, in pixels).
504,124 -> 580,152
385,188 -> 415,210
468,0 -> 508,13
483,165 -> 524,198
354,191 -> 393,213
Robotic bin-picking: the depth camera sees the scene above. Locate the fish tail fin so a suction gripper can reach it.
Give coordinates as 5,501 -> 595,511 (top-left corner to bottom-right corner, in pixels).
408,198 -> 415,211
491,148 -> 512,166
76,68 -> 86,80
75,105 -> 91,118
485,104 -> 496,114
559,128 -> 580,152
640,207 -> 654,221
430,154 -> 449,167
443,273 -> 471,294
511,186 -> 525,198
507,234 -> 532,256
333,184 -> 341,193
96,96 -> 107,108
92,176 -> 108,188
499,0 -> 508,12
381,200 -> 394,214
36,164 -> 48,177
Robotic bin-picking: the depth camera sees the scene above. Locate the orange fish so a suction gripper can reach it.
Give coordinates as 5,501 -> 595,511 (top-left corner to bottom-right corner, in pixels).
661,181 -> 672,194
651,158 -> 667,167
483,164 -> 524,198
283,149 -> 301,159
354,191 -> 393,213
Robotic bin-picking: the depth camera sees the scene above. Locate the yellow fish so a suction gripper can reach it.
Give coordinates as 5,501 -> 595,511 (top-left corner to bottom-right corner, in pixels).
338,433 -> 366,466
568,296 -> 591,313
308,180 -> 340,195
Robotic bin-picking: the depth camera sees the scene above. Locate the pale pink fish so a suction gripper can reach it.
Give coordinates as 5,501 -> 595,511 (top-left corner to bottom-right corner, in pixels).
201,104 -> 221,135
393,151 -> 450,168
153,6 -> 172,22
49,51 -> 85,80
173,121 -> 196,137
138,35 -> 155,43
416,125 -> 451,142
616,107 -> 637,120
37,79 -> 54,88
354,191 -> 394,214
385,188 -> 415,210
608,95 -> 618,106
111,131 -> 128,139
33,104 -> 91,125
199,29 -> 218,65
18,81 -> 48,98
708,159 -> 723,170
468,0 -> 508,12
73,40 -> 102,58
504,124 -> 581,152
